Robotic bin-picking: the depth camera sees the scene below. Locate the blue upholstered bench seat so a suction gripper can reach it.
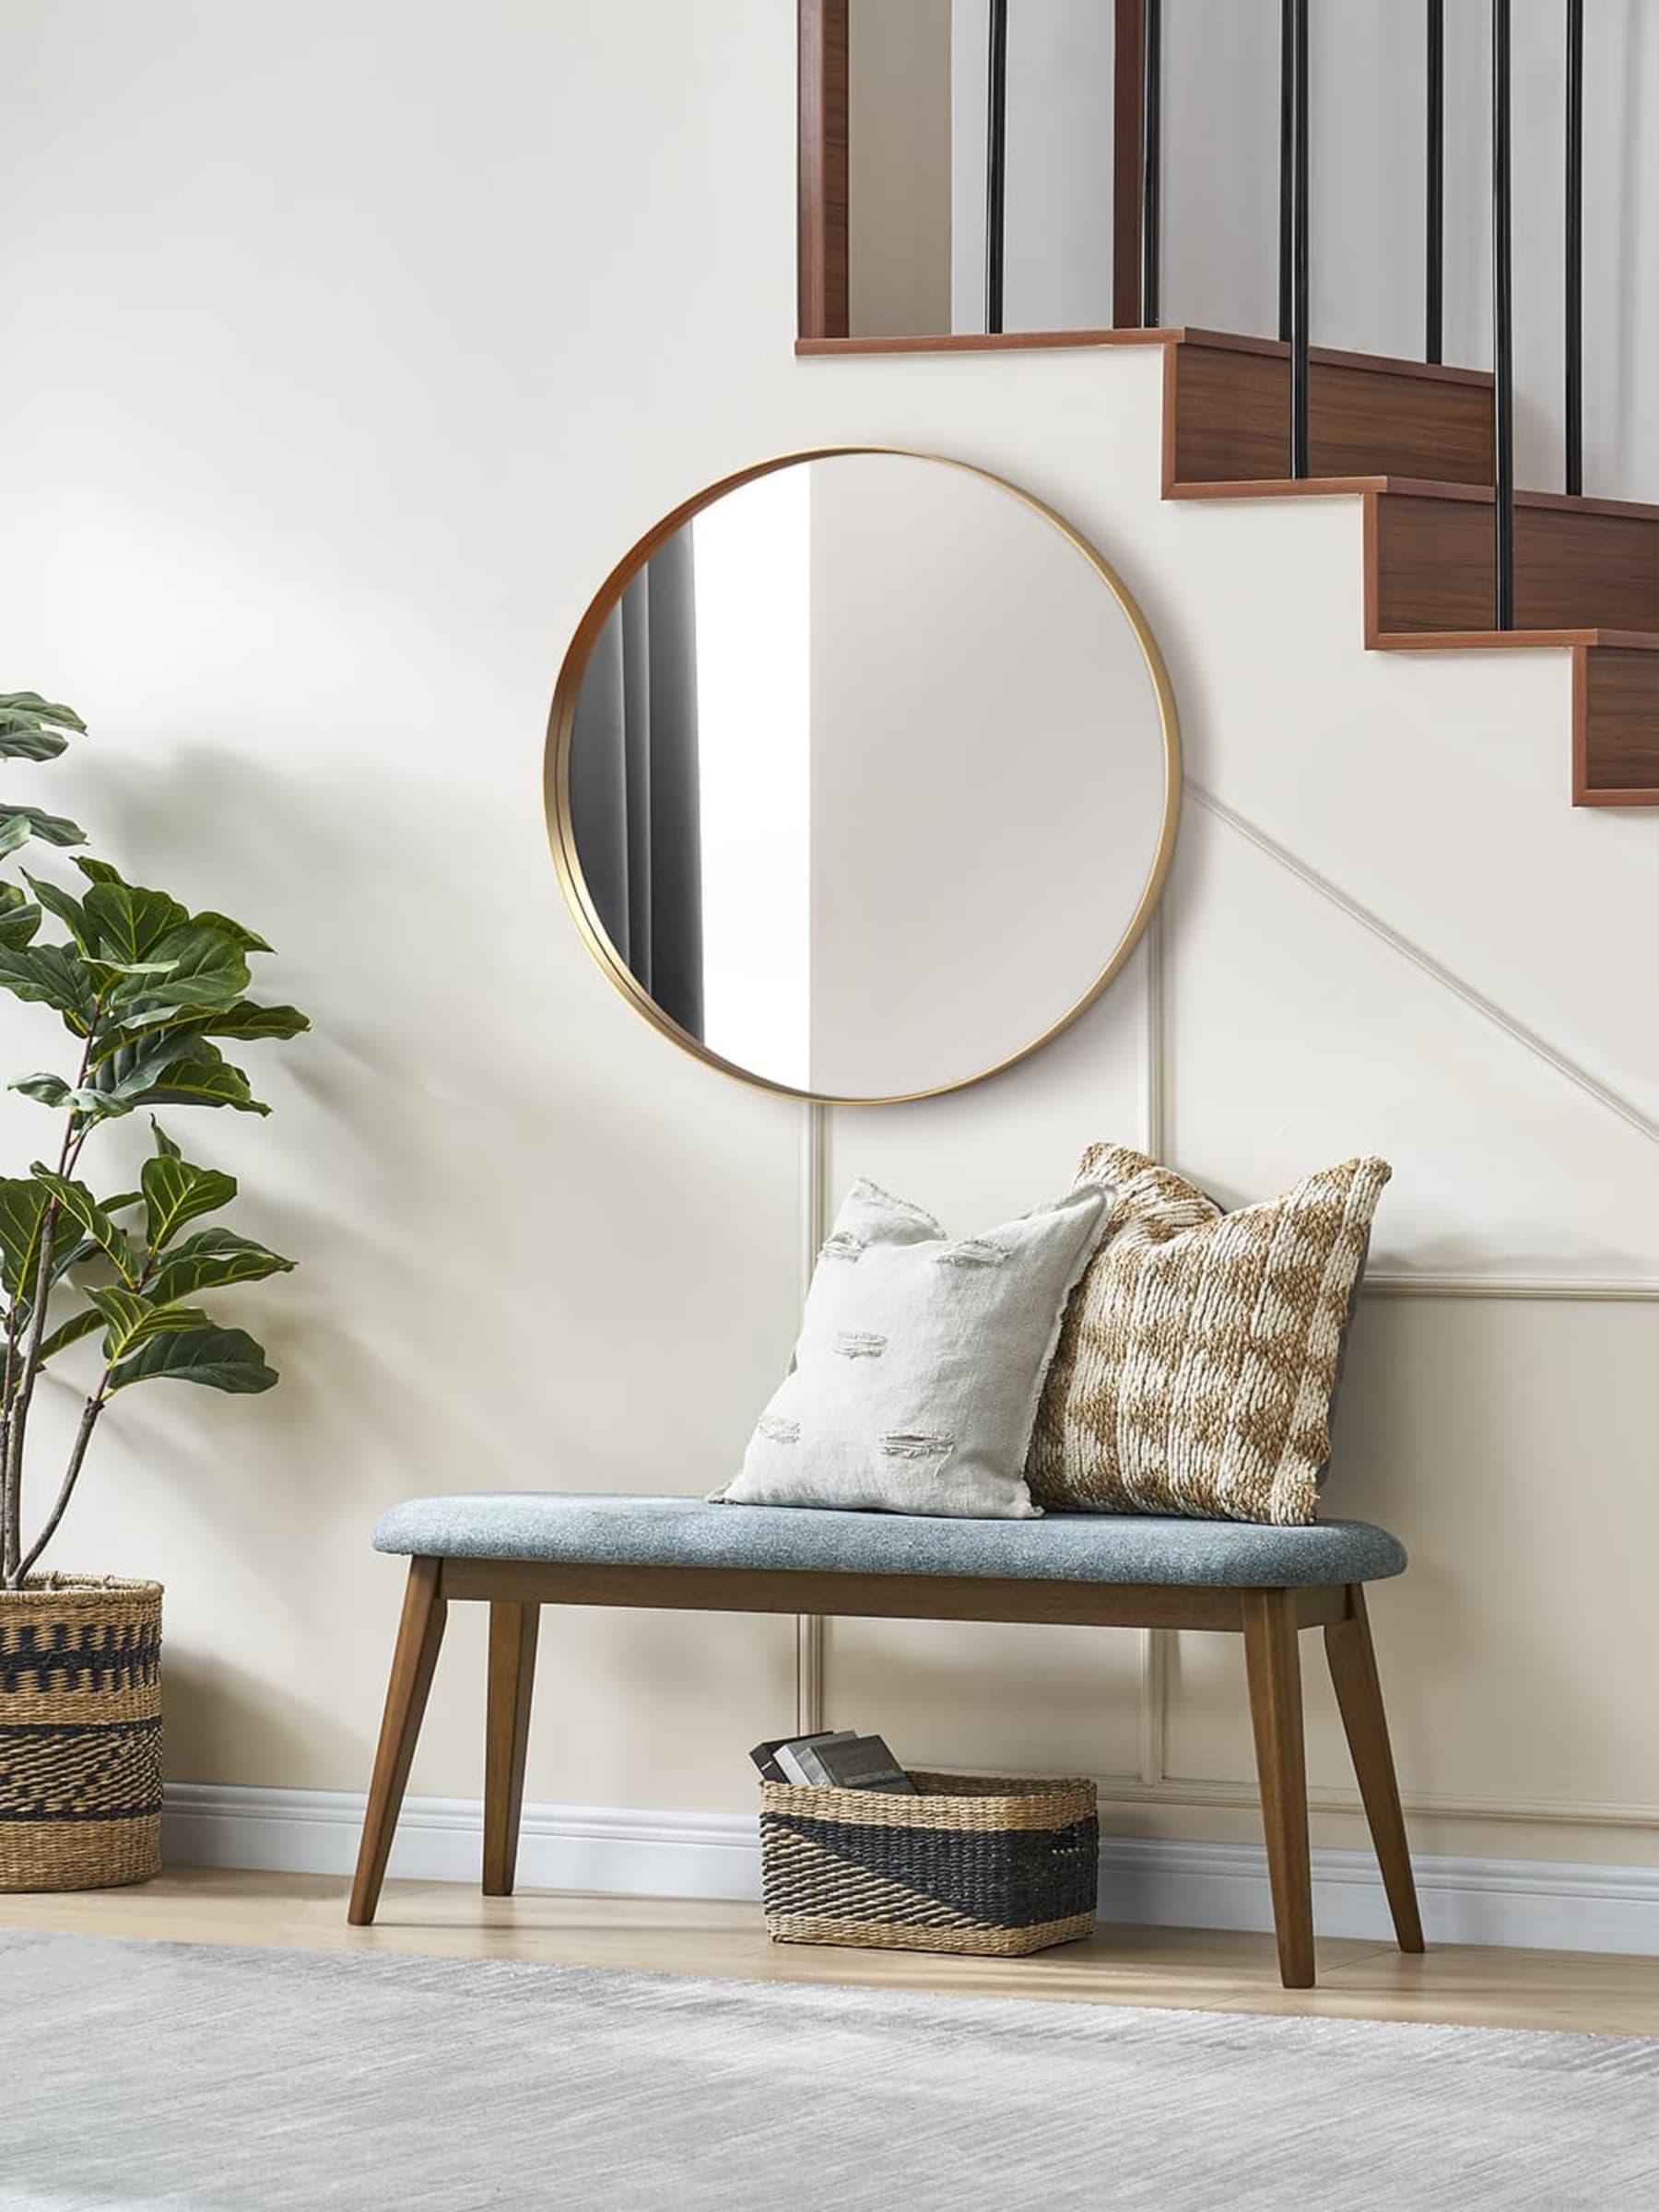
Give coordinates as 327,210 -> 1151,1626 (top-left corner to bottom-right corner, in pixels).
371,1493 -> 1406,1589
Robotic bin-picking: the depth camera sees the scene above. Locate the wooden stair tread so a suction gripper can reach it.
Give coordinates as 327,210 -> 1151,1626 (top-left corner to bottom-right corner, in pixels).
798,327 -> 1492,387
798,320 -> 1656,804
1172,475 -> 1659,524
1375,629 -> 1659,653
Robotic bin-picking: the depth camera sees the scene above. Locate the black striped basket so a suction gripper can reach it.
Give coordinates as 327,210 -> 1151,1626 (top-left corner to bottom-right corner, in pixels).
0,1576 -> 163,1892
760,1770 -> 1098,1957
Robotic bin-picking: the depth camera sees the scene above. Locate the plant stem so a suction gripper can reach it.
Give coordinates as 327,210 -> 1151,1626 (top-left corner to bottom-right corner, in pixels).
14,1368 -> 112,1584
0,1312 -> 18,1583
3,1018 -> 98,1590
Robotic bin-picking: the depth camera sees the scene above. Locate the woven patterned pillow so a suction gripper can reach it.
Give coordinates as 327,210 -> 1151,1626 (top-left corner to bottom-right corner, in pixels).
1028,1147 -> 1390,1526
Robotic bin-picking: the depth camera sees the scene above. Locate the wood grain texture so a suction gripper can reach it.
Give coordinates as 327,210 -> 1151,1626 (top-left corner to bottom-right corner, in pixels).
436,1558 -> 1367,1633
1370,489 -> 1659,635
483,1601 -> 540,1898
796,326 -> 1180,356
1242,1588 -> 1316,1989
1112,0 -> 1146,327
1324,1587 -> 1425,1956
798,0 -> 848,341
347,1558 -> 447,1926
1171,342 -> 1495,487
1576,645 -> 1659,806
22,1869 -> 1659,2034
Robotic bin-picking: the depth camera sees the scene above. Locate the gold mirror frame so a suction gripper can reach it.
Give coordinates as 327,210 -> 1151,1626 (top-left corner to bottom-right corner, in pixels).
544,447 -> 1182,1106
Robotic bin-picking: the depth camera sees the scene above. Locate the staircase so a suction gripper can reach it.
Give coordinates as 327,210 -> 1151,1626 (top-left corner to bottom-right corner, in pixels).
798,324 -> 1659,810
795,0 -> 1659,808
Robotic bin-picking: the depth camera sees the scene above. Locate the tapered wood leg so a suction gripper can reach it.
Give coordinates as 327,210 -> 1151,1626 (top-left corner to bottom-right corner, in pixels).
1242,1586 -> 1315,1988
483,1599 -> 540,1897
348,1557 -> 447,1926
1324,1584 -> 1425,1954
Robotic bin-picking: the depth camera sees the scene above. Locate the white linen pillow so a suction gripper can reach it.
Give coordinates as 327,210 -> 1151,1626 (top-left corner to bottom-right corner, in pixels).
716,1177 -> 1112,1521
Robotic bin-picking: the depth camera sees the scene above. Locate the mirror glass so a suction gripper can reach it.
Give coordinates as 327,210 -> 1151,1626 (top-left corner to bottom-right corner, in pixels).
547,451 -> 1178,1102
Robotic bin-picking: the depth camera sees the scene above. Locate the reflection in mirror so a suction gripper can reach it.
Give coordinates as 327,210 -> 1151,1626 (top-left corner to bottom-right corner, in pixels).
551,451 -> 1178,1102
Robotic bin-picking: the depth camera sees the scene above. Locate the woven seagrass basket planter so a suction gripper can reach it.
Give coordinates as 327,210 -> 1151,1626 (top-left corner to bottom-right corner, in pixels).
0,1576 -> 163,1893
760,1770 -> 1099,1958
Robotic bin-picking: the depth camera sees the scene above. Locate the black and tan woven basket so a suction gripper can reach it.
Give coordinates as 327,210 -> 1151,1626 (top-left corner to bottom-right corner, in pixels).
0,1575 -> 163,1892
760,1770 -> 1098,1958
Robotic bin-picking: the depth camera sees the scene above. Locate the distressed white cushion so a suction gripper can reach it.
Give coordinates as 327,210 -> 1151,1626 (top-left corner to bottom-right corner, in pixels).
716,1178 -> 1112,1521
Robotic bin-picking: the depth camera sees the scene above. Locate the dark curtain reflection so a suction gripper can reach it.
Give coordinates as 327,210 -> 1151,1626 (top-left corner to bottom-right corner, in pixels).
569,527 -> 705,1039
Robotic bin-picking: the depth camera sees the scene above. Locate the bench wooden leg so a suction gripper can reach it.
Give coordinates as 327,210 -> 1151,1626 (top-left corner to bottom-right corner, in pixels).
1324,1583 -> 1425,1955
1242,1587 -> 1315,1989
348,1557 -> 447,1926
483,1599 -> 540,1897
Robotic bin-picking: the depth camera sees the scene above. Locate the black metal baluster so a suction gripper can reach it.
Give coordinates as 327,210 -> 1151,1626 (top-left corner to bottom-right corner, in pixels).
1564,0 -> 1584,494
1288,0 -> 1311,477
1278,0 -> 1294,341
1426,0 -> 1444,363
1141,0 -> 1162,324
1492,0 -> 1516,626
985,0 -> 1008,335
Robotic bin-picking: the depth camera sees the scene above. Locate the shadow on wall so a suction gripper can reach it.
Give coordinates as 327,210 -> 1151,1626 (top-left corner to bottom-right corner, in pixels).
32,735 -> 801,1511
162,1647 -> 365,1792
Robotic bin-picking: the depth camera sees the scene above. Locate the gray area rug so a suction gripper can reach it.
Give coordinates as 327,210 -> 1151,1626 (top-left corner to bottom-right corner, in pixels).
5,1931 -> 1657,2211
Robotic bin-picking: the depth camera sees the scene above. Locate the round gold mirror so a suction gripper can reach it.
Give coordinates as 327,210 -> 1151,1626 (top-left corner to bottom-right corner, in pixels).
546,449 -> 1180,1104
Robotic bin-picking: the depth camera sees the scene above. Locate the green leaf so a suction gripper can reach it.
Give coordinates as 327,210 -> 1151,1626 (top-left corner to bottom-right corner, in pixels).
7,1072 -> 73,1109
126,1053 -> 269,1116
110,1324 -> 276,1394
187,999 -> 308,1043
87,1285 -> 212,1361
39,1305 -> 106,1361
189,912 -> 273,954
150,1119 -> 181,1159
23,872 -> 95,951
88,1031 -> 218,1104
100,1189 -> 145,1214
0,723 -> 69,762
108,924 -> 251,1018
148,1229 -> 294,1305
7,1076 -> 136,1124
140,1152 -> 237,1250
0,1177 -> 53,1301
0,883 -> 42,950
29,1170 -> 141,1285
0,943 -> 97,1028
72,856 -> 120,886
0,805 -> 86,848
0,693 -> 85,732
83,881 -> 191,965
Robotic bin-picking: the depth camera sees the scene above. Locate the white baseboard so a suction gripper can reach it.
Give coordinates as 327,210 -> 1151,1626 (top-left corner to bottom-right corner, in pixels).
160,1783 -> 1659,1959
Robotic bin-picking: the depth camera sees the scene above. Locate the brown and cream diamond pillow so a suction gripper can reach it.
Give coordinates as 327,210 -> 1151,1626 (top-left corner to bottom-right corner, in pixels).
1028,1146 -> 1390,1527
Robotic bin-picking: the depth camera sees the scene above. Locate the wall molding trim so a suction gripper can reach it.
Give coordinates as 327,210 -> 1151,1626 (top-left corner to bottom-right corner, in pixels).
1363,1272 -> 1659,1300
794,1100 -> 831,1736
1185,781 -> 1659,1153
159,1783 -> 1659,1958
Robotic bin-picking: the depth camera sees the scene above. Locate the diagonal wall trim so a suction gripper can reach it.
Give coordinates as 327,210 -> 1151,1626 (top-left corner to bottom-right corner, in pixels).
1187,782 -> 1659,1150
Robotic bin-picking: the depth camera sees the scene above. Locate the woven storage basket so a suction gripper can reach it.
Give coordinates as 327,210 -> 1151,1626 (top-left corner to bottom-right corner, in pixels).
0,1575 -> 163,1892
760,1770 -> 1098,1958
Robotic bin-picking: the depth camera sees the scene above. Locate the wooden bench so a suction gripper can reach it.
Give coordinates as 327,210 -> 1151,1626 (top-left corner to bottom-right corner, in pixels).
348,1493 -> 1423,1987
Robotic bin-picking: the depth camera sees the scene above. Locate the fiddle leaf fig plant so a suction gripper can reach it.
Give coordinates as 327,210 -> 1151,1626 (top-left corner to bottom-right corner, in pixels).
0,693 -> 309,1589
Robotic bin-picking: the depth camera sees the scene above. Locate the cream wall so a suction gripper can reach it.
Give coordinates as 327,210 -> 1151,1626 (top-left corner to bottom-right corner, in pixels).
0,1 -> 1655,1888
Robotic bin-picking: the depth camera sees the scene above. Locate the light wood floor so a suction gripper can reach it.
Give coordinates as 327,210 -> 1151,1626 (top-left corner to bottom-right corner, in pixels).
5,1867 -> 1657,2035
